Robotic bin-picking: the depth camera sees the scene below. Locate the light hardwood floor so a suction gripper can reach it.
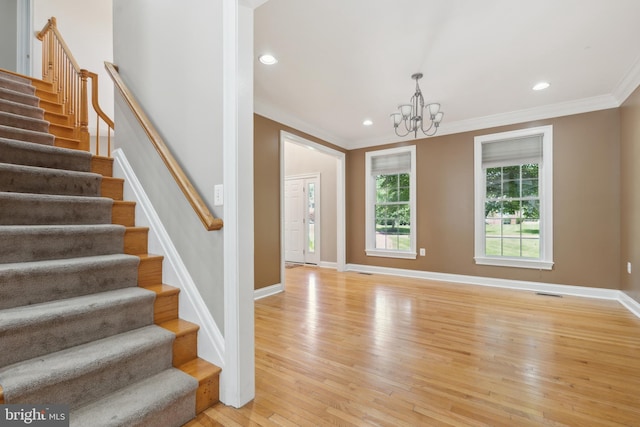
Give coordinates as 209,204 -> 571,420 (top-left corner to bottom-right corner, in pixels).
186,266 -> 640,426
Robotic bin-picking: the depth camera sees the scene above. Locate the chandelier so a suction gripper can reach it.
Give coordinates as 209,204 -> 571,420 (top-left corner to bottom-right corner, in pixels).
390,73 -> 444,138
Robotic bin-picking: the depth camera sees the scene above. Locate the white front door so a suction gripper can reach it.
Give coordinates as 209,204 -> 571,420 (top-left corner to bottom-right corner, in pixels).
284,179 -> 305,263
284,176 -> 320,264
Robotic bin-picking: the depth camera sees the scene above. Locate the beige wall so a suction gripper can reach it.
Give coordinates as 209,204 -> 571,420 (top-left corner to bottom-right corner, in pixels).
254,114 -> 346,290
620,86 -> 640,302
284,141 -> 338,264
347,110 -> 621,289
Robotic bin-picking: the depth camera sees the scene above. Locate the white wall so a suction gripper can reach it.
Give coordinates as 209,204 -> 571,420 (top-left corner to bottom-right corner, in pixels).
32,0 -> 114,128
0,0 -> 18,71
112,0 -> 225,329
284,141 -> 338,263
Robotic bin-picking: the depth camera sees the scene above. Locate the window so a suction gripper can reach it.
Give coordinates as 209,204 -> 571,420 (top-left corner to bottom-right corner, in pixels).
474,126 -> 553,269
365,146 -> 416,259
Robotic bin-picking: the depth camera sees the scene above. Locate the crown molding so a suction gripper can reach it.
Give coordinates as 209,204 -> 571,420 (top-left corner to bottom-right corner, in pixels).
345,94 -> 619,150
612,54 -> 640,105
256,85 -> 635,151
254,97 -> 348,147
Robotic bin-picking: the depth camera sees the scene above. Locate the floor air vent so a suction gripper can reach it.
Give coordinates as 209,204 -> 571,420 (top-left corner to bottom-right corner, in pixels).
536,292 -> 563,298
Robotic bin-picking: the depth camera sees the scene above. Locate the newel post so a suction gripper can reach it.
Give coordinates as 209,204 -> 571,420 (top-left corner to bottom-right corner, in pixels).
79,69 -> 90,151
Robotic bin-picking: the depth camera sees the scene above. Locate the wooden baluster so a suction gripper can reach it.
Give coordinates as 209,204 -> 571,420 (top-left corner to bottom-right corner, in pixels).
96,115 -> 100,156
79,70 -> 90,151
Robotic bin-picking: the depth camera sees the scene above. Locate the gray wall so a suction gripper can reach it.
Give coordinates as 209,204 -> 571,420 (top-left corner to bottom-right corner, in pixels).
0,0 -> 18,71
112,0 -> 225,330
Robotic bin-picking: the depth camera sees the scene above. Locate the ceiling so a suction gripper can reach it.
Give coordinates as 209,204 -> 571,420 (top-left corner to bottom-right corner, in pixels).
253,0 -> 640,150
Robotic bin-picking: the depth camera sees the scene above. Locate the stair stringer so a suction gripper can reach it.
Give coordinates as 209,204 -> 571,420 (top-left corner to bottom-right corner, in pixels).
112,148 -> 225,370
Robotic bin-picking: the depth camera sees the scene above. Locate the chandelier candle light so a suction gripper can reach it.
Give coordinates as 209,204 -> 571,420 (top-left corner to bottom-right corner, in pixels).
390,73 -> 444,138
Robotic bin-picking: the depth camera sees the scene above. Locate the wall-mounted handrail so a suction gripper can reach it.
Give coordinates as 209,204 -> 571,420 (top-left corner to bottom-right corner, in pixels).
104,62 -> 223,231
36,17 -> 114,155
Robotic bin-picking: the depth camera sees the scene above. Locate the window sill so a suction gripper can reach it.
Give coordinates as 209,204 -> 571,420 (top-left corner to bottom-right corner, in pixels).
474,256 -> 554,270
366,249 -> 417,260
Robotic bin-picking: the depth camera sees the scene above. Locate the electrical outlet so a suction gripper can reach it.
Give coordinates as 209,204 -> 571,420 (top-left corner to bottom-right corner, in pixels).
419,248 -> 426,256
628,262 -> 632,274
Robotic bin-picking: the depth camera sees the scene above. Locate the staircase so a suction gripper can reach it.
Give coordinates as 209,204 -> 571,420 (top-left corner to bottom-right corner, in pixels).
0,69 -> 220,426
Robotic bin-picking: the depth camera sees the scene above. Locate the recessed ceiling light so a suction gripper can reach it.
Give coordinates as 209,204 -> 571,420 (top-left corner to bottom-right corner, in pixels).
533,82 -> 550,91
259,54 -> 278,65
363,119 -> 373,126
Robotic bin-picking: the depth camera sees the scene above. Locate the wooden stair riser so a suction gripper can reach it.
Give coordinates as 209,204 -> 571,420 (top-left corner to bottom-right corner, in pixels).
143,284 -> 180,324
49,123 -> 76,139
44,111 -> 71,127
160,319 -> 199,368
26,78 -> 54,92
91,156 -> 113,177
101,177 -> 124,200
124,227 -> 149,255
55,136 -> 89,152
179,358 -> 221,414
54,136 -> 80,150
137,255 -> 164,287
112,201 -> 136,227
38,98 -> 64,115
35,88 -> 59,103
173,331 -> 198,367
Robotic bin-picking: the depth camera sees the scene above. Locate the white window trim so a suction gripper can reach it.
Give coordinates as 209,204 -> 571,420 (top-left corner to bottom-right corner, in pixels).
474,125 -> 554,270
365,145 -> 417,259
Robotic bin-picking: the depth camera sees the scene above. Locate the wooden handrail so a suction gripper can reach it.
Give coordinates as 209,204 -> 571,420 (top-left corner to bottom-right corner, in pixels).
36,17 -> 81,71
36,17 -> 114,155
86,70 -> 114,155
104,62 -> 223,231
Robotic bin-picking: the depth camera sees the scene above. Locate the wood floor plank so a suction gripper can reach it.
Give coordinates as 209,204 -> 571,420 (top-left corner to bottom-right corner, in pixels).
186,267 -> 640,426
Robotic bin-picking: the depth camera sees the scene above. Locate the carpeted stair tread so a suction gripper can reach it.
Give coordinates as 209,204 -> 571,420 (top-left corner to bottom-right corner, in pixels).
0,110 -> 49,133
0,71 -> 32,86
70,368 -> 198,427
0,325 -> 174,409
0,86 -> 39,108
0,74 -> 36,95
0,192 -> 113,225
0,224 -> 125,263
0,137 -> 91,171
0,123 -> 54,145
0,254 -> 140,309
0,287 -> 156,367
0,98 -> 45,120
0,162 -> 101,196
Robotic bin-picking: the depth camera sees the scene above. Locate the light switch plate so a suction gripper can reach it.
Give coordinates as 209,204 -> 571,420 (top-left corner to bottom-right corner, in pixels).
214,184 -> 223,206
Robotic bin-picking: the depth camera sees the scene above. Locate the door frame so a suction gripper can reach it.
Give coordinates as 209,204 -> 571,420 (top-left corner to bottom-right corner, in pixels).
16,0 -> 33,76
285,173 -> 321,265
280,131 -> 346,289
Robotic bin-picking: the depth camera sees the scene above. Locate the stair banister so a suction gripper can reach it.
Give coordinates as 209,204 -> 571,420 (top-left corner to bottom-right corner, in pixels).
104,62 -> 224,231
36,17 -> 114,156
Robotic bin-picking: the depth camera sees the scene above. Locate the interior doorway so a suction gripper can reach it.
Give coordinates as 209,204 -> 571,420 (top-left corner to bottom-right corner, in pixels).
280,131 -> 346,289
284,175 -> 320,265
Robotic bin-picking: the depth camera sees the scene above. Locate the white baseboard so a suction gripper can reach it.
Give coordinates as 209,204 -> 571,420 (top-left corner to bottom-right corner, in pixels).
618,291 -> 640,318
346,263 -> 640,319
112,149 -> 225,368
254,283 -> 283,300
318,261 -> 338,269
346,263 -> 620,300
